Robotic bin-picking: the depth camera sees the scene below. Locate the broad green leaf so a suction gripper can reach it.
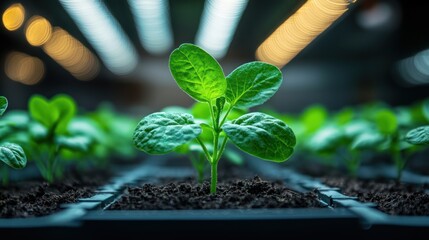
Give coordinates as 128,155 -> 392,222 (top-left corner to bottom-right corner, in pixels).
133,112 -> 202,154
225,61 -> 282,109
351,132 -> 386,150
51,94 -> 76,134
222,112 -> 296,162
169,43 -> 226,102
0,96 -> 8,116
29,95 -> 58,128
0,143 -> 27,169
375,109 -> 397,135
56,135 -> 92,152
405,126 -> 429,145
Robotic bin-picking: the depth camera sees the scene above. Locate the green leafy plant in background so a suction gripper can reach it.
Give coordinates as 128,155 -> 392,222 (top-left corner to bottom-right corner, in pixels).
302,106 -> 370,177
332,103 -> 427,180
60,103 -> 139,169
0,96 -> 27,185
364,107 -> 421,181
28,94 -> 92,183
88,103 -> 138,161
133,43 -> 296,194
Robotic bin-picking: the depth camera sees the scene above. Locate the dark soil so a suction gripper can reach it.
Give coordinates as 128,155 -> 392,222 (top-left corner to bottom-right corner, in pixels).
109,176 -> 322,210
321,176 -> 429,216
0,167 -> 112,218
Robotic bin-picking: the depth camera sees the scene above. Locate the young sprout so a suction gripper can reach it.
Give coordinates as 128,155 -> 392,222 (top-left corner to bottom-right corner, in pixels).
0,96 -> 27,185
302,107 -> 362,176
28,94 -> 92,183
404,125 -> 429,167
133,43 -> 296,194
162,103 -> 245,184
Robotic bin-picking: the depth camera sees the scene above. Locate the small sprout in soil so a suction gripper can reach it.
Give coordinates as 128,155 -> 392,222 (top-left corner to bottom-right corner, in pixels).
28,94 -> 91,183
0,96 -> 27,185
133,43 -> 296,194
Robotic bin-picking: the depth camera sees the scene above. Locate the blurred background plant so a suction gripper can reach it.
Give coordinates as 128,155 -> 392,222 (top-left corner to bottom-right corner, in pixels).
0,94 -> 139,184
262,97 -> 429,180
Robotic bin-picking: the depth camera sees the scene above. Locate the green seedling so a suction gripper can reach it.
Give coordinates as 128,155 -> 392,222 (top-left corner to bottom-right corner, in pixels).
88,103 -> 138,160
359,108 -> 414,181
28,94 -> 91,183
162,101 -> 246,184
161,105 -> 209,183
300,106 -> 351,173
59,116 -> 105,169
348,123 -> 384,176
403,125 -> 429,165
0,96 -> 27,185
304,121 -> 362,177
133,43 -> 296,194
373,108 -> 407,180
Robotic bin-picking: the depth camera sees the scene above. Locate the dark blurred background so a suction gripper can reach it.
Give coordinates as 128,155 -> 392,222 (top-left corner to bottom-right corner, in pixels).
1,0 -> 428,116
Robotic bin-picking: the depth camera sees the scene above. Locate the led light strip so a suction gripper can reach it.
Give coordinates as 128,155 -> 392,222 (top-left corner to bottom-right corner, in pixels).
398,50 -> 429,85
195,0 -> 248,59
128,0 -> 173,55
256,0 -> 356,68
59,0 -> 138,75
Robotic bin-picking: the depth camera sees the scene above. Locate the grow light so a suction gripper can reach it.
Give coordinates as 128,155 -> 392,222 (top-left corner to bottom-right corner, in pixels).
2,3 -> 25,31
128,0 -> 173,55
4,51 -> 45,85
25,16 -> 52,46
256,0 -> 356,68
398,49 -> 429,85
59,0 -> 138,75
195,0 -> 249,59
42,27 -> 100,81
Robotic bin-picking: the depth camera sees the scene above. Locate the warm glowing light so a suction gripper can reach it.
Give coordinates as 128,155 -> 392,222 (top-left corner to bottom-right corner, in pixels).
256,0 -> 356,68
5,51 -> 45,85
25,16 -> 52,46
43,27 -> 100,80
128,0 -> 173,55
2,3 -> 25,31
195,0 -> 248,59
59,0 -> 138,75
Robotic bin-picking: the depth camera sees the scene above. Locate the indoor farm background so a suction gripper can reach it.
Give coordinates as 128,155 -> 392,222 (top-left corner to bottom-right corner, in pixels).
0,0 -> 428,239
